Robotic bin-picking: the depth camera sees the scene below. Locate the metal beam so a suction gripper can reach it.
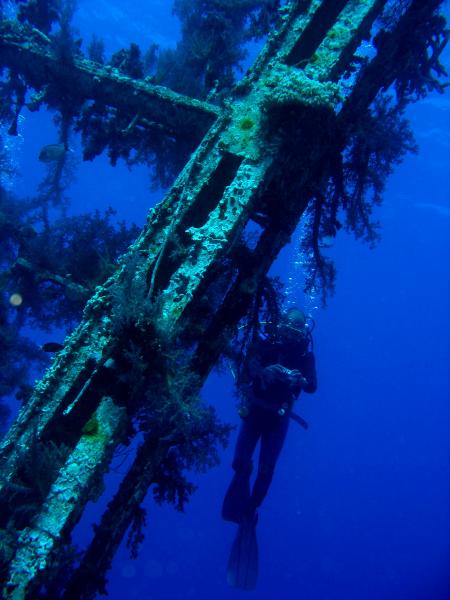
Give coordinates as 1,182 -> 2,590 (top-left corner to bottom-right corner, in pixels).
0,21 -> 220,142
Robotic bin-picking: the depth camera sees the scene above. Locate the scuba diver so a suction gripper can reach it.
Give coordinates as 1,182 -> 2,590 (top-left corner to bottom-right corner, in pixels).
223,306 -> 317,589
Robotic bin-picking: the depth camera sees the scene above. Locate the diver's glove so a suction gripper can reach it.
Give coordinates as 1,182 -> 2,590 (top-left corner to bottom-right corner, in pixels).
260,364 -> 286,386
261,364 -> 307,389
285,369 -> 308,389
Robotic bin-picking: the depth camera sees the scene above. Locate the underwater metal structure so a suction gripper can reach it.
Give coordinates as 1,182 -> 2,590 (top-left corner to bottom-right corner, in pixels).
0,1 -> 448,598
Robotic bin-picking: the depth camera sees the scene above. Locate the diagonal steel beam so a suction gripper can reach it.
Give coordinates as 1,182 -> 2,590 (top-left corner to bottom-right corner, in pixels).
0,21 -> 220,141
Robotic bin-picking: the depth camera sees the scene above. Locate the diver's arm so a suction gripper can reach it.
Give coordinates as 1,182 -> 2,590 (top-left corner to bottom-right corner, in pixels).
299,352 -> 317,393
249,359 -> 291,389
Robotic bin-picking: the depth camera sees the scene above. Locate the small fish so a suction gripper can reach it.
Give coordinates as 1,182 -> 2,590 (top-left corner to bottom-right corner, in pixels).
38,143 -> 69,162
41,342 -> 64,353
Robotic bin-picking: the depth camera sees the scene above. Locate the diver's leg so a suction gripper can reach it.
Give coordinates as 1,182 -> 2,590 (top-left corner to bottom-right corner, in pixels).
222,415 -> 260,523
248,415 -> 290,514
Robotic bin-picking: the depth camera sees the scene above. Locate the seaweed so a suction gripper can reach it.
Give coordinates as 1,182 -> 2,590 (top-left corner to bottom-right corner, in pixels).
110,43 -> 144,79
87,33 -> 105,64
0,433 -> 69,529
166,0 -> 282,98
300,94 -> 419,304
0,174 -> 139,405
15,0 -> 60,34
377,0 -> 449,101
126,505 -> 147,559
145,399 -> 232,512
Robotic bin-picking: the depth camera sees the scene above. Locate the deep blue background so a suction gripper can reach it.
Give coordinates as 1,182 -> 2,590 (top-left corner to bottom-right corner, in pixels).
6,2 -> 450,599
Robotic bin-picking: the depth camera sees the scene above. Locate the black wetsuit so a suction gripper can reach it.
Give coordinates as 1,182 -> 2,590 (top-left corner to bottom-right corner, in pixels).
223,332 -> 317,522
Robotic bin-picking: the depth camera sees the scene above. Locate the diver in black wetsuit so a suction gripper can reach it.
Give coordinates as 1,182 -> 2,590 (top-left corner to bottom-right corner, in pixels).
222,307 -> 317,525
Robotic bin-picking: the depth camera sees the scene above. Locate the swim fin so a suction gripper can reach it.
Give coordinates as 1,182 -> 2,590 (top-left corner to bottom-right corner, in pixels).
226,514 -> 259,590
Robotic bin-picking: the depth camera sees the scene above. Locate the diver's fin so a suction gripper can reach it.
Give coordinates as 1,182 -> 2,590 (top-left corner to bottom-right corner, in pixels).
226,515 -> 259,590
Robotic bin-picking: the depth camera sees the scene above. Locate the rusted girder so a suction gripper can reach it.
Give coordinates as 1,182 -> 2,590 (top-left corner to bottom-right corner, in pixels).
0,20 -> 220,142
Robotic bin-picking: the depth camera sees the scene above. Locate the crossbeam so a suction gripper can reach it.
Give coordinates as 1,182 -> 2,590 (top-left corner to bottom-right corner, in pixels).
0,21 -> 220,142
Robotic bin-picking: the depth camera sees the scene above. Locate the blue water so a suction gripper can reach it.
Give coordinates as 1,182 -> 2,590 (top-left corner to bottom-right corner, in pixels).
7,2 -> 450,599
